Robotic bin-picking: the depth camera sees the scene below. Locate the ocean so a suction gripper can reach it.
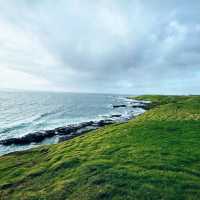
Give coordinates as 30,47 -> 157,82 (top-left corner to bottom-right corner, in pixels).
0,91 -> 144,155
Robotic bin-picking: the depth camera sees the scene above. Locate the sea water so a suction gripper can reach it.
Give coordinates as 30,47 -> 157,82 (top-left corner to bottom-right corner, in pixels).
0,91 -> 143,155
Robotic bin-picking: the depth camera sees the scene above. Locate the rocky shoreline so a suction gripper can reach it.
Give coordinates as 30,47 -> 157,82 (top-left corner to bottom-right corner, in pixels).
0,98 -> 150,146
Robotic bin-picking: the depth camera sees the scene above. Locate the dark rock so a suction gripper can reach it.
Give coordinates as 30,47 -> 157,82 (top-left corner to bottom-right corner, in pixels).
113,105 -> 127,108
55,126 -> 75,135
55,121 -> 94,135
45,130 -> 55,136
95,119 -> 114,127
0,138 -> 21,146
111,114 -> 122,118
80,121 -> 94,127
58,135 -> 74,142
0,130 -> 55,146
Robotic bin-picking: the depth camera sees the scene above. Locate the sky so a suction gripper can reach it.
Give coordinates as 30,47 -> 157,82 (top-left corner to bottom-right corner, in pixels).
0,0 -> 200,94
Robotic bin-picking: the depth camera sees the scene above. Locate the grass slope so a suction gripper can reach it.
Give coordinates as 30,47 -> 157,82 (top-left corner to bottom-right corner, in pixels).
1,95 -> 200,200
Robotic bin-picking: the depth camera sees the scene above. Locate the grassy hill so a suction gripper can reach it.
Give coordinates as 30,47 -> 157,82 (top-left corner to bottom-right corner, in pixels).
1,95 -> 200,200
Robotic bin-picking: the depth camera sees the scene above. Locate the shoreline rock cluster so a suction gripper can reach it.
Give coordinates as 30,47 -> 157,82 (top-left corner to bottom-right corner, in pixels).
0,99 -> 150,146
113,102 -> 151,110
0,119 -> 117,146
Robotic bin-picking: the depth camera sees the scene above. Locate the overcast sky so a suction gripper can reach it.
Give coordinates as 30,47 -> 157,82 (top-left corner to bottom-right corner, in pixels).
0,0 -> 200,94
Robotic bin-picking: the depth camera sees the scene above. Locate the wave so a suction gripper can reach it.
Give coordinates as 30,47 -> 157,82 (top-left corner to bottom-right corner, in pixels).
32,108 -> 63,123
0,122 -> 30,135
0,108 -> 63,136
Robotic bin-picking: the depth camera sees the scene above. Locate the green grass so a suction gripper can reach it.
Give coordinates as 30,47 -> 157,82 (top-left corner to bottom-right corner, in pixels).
1,95 -> 200,200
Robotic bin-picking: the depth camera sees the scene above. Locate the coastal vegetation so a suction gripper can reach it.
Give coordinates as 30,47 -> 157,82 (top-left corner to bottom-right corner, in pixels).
1,95 -> 200,200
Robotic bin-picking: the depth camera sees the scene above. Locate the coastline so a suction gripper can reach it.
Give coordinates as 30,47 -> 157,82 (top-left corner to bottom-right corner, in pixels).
1,95 -> 200,199
0,97 -> 150,156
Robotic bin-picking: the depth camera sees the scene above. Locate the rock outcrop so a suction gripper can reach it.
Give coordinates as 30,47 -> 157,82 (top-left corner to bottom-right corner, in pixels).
113,105 -> 127,108
0,119 -> 116,146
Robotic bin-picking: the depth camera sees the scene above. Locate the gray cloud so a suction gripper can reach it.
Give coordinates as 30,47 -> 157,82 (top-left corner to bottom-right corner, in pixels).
0,0 -> 200,94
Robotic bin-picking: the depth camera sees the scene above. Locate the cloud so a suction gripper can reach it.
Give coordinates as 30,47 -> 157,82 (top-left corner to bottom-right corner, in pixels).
0,0 -> 200,94
0,67 -> 63,91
